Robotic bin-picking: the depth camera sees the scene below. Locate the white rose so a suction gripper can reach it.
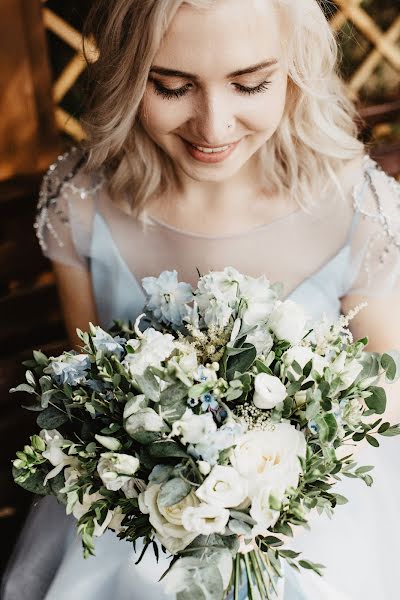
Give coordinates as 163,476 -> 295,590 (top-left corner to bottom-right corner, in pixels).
97,452 -> 140,491
125,408 -> 165,437
171,409 -> 217,445
196,465 -> 248,508
268,300 -> 308,345
253,373 -> 287,409
138,484 -> 199,554
331,351 -> 363,391
231,424 -> 306,496
182,503 -> 229,535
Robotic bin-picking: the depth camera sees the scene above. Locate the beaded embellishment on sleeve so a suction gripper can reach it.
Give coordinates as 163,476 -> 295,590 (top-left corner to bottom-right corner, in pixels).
351,155 -> 400,286
34,147 -> 105,253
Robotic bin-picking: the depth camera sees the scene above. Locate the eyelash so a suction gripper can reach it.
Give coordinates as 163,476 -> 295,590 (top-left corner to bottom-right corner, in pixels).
150,79 -> 272,100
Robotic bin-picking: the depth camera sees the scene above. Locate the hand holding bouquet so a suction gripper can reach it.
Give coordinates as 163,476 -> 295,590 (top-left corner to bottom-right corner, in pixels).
12,268 -> 400,600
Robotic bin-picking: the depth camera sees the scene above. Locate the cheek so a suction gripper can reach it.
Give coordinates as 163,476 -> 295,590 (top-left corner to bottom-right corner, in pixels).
246,77 -> 288,134
140,92 -> 188,135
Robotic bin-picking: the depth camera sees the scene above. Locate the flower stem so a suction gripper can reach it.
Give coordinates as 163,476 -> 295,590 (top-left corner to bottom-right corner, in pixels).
244,553 -> 256,600
234,555 -> 240,600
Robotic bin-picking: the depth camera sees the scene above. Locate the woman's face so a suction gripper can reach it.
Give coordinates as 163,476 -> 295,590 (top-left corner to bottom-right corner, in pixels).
140,0 -> 288,183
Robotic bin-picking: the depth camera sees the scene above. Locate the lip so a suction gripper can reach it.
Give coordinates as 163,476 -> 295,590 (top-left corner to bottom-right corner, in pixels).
181,138 -> 241,164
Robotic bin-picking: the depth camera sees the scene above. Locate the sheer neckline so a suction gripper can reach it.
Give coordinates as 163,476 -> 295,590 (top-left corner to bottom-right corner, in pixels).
143,207 -> 304,240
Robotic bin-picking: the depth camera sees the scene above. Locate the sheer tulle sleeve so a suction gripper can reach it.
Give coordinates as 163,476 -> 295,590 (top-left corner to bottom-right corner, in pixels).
344,155 -> 400,297
34,147 -> 104,269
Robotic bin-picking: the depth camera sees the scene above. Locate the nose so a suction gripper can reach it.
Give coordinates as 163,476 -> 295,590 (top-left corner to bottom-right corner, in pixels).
192,89 -> 234,145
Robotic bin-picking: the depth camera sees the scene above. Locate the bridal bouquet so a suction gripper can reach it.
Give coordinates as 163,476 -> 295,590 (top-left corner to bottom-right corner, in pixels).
12,268 -> 400,600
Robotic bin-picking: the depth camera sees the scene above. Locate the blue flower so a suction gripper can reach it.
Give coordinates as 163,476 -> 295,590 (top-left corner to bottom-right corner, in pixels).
200,392 -> 219,412
44,353 -> 91,386
309,420 -> 319,435
91,327 -> 125,358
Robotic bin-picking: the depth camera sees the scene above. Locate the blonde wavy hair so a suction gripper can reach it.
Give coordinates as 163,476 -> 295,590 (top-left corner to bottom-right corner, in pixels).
82,0 -> 363,215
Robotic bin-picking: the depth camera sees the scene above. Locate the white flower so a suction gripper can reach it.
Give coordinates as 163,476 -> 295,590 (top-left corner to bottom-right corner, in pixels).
72,489 -> 112,536
268,300 -> 308,345
246,327 -> 273,355
239,275 -> 277,327
253,373 -> 287,409
124,408 -> 165,437
97,452 -> 140,491
197,460 -> 211,475
122,328 -> 175,378
138,483 -> 199,554
250,478 -> 286,537
196,465 -> 248,508
282,346 -> 328,381
107,506 -> 126,533
195,267 -> 243,327
193,365 -> 218,384
182,503 -> 229,535
121,477 -> 146,499
231,424 -> 306,496
188,421 -> 244,466
331,351 -> 363,391
142,270 -> 193,326
171,409 -> 217,445
40,429 -> 77,483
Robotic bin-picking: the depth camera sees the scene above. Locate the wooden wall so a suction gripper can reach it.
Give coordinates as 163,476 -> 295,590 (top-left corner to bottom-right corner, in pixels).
0,0 -> 60,180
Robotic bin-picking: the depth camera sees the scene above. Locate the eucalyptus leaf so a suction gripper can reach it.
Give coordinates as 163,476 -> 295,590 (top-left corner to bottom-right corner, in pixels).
36,405 -> 69,429
381,351 -> 400,383
135,368 -> 160,402
365,386 -> 387,415
158,478 -> 192,508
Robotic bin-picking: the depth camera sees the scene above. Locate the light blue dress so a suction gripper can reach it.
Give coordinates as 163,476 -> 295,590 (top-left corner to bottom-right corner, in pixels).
2,149 -> 400,600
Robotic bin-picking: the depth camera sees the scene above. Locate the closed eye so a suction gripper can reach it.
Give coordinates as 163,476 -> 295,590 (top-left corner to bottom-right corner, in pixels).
149,78 -> 272,100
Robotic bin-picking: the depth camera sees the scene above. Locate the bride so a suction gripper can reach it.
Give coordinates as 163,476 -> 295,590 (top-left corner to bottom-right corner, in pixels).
3,0 -> 400,598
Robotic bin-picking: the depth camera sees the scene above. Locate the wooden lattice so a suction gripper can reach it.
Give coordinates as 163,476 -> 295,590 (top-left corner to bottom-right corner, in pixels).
42,0 -> 400,141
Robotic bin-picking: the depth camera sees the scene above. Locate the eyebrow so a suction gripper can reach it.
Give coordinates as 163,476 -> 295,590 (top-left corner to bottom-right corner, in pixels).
149,59 -> 279,80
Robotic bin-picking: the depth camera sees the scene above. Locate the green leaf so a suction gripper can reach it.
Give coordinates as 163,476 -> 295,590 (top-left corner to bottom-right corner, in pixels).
226,343 -> 257,380
12,466 -> 49,495
9,383 -> 36,395
380,425 -> 400,437
381,352 -> 400,382
366,434 -> 379,448
33,350 -> 49,366
36,405 -> 69,428
135,368 -> 160,402
160,382 -> 188,404
263,536 -> 284,547
332,493 -> 348,505
158,478 -> 192,508
299,559 -> 325,576
149,441 -> 188,459
365,387 -> 387,415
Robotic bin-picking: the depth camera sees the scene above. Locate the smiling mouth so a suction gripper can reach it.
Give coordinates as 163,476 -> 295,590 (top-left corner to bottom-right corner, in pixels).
181,138 -> 240,154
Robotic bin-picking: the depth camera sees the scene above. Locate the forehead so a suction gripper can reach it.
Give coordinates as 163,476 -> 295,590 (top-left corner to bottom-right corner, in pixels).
153,0 -> 282,76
